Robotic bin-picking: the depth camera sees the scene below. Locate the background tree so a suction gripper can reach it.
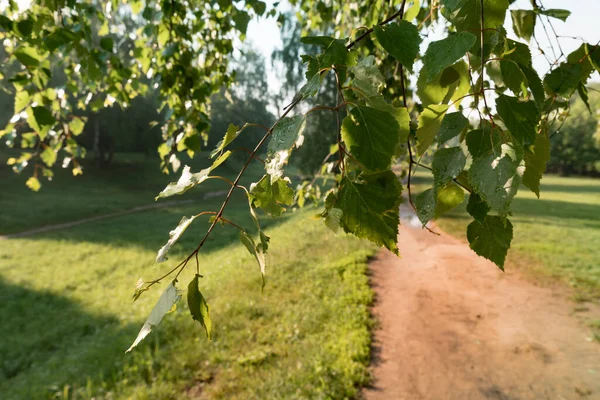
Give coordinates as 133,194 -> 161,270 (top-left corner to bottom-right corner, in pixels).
547,85 -> 600,176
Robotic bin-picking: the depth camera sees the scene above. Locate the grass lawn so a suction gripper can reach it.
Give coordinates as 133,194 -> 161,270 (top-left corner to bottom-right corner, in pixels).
0,155 -> 376,399
411,170 -> 600,299
0,151 -> 262,235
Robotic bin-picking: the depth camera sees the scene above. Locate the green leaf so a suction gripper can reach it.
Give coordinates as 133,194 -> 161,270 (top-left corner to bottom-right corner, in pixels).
298,71 -> 323,99
240,231 -> 267,286
127,281 -> 180,352
373,20 -> 421,71
522,131 -> 550,198
155,151 -> 231,200
587,44 -> 600,72
566,44 -> 595,82
442,0 -> 509,31
252,0 -> 266,16
403,0 -> 421,21
26,176 -> 41,191
422,32 -> 476,82
468,142 -> 522,213
14,46 -> 42,67
415,188 -> 436,226
467,215 -> 513,270
323,207 -> 343,233
437,112 -> 469,144
183,133 -> 202,154
363,96 -> 410,142
100,37 -> 114,52
350,56 -> 384,97
543,63 -> 582,97
16,19 -> 34,37
519,64 -> 545,109
162,43 -> 178,58
14,91 -> 29,114
537,8 -> 570,21
417,61 -> 470,107
0,15 -> 11,32
510,10 -> 535,42
156,216 -> 197,263
416,104 -> 449,155
68,117 -> 86,136
250,175 -> 294,217
415,183 -> 465,225
341,106 -> 400,171
233,10 -> 251,34
331,170 -> 402,254
211,124 -> 241,158
466,193 -> 490,222
434,183 -> 465,218
495,95 -> 539,146
300,36 -> 356,69
265,115 -> 306,181
20,133 -> 37,148
499,60 -> 526,95
432,147 -> 466,188
40,147 -> 57,167
187,275 -> 212,340
466,126 -> 501,159
43,28 -> 76,51
130,0 -> 143,13
27,106 -> 55,140
503,39 -> 533,68
577,82 -> 591,114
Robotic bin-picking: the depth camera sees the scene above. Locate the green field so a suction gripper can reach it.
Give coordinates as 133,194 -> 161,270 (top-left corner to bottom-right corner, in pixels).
0,157 -> 376,399
411,170 -> 600,299
0,152 -> 263,235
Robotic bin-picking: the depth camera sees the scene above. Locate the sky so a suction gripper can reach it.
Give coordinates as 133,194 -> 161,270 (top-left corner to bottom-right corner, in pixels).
245,0 -> 600,93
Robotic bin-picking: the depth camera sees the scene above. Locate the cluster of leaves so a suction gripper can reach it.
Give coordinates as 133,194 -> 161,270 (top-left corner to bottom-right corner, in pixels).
0,0 -> 271,188
3,0 -> 595,351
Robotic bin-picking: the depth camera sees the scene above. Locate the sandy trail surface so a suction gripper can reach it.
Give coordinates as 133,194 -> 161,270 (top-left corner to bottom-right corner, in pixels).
364,210 -> 600,400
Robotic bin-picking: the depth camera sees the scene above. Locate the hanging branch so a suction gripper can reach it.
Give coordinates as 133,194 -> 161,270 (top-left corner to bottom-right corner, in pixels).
143,3 -> 410,289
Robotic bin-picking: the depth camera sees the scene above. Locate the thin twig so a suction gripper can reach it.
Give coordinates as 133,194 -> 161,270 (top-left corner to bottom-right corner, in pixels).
232,147 -> 265,164
412,161 -> 472,193
395,0 -> 436,235
479,0 -> 495,127
345,5 -> 406,49
333,68 -> 349,174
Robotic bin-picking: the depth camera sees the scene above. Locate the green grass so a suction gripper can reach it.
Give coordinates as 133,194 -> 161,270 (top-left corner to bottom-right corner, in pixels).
0,156 -> 376,399
411,170 -> 600,298
0,151 -> 263,235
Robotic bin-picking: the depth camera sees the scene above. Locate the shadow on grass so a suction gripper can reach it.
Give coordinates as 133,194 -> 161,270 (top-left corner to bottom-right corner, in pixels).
537,183 -> 600,194
439,196 -> 600,225
5,191 -> 293,259
0,152 -> 263,235
511,197 -> 600,223
0,276 -> 140,398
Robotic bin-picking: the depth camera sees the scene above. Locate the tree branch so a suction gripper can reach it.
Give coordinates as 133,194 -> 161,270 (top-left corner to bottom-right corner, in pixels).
345,3 -> 407,50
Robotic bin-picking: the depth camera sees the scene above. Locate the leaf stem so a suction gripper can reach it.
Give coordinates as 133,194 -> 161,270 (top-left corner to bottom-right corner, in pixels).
479,0 -> 495,128
411,160 -> 472,193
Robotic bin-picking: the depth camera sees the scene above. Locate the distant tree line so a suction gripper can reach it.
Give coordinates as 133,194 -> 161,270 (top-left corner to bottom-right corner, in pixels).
547,85 -> 600,177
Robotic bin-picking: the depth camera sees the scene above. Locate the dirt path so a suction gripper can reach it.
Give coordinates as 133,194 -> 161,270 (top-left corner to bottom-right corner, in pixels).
364,208 -> 600,400
0,190 -> 227,240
